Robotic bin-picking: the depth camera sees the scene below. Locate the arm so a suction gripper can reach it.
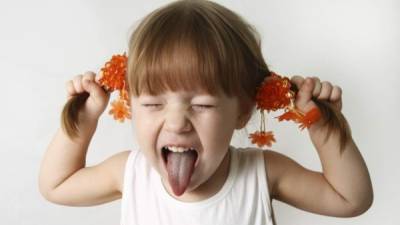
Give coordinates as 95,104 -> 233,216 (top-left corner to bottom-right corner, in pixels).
265,77 -> 373,217
38,125 -> 129,206
38,72 -> 129,206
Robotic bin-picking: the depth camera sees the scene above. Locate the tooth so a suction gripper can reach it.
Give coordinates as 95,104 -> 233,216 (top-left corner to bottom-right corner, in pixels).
167,146 -> 191,153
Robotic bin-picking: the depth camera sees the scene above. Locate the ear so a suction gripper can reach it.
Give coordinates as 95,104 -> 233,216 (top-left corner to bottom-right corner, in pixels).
235,109 -> 253,129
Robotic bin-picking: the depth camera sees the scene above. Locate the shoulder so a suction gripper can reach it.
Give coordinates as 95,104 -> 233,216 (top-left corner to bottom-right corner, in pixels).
234,147 -> 283,199
104,150 -> 132,193
262,149 -> 296,199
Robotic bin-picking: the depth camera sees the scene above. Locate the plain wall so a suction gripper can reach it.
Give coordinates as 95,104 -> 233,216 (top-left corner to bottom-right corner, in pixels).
0,0 -> 399,224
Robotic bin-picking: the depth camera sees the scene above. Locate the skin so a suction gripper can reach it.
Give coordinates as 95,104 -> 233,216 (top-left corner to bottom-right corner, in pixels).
129,89 -> 248,201
38,72 -> 373,218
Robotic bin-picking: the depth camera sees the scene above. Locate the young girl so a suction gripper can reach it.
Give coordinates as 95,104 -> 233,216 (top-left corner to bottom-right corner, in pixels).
38,1 -> 373,224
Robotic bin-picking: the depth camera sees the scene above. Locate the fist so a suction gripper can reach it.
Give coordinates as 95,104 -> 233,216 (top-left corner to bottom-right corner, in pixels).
290,76 -> 342,113
65,71 -> 110,121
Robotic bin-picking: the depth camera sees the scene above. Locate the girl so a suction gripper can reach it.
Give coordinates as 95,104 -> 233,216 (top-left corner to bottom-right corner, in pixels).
38,0 -> 373,224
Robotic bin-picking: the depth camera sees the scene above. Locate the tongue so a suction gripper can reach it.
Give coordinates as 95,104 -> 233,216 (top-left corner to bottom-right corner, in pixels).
166,150 -> 197,196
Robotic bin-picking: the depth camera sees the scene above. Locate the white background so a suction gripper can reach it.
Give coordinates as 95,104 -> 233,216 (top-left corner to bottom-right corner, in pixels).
0,0 -> 398,224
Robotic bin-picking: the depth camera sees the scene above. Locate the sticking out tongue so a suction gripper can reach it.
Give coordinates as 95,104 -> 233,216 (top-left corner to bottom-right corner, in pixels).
166,150 -> 197,196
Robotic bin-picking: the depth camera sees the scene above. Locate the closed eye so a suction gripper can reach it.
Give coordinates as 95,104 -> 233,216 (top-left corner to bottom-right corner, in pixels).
192,105 -> 214,110
142,104 -> 161,108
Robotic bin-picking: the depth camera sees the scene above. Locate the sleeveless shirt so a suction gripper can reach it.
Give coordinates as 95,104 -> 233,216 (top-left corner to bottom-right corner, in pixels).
120,145 -> 276,225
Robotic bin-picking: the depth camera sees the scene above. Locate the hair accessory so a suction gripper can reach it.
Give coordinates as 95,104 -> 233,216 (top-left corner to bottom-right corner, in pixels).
98,53 -> 131,122
249,72 -> 321,148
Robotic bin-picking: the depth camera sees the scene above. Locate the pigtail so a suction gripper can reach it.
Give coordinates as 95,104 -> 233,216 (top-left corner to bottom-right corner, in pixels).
61,93 -> 90,140
313,98 -> 351,153
60,53 -> 130,140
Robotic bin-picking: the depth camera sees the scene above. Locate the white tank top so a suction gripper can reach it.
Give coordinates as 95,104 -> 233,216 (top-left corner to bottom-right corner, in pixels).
120,145 -> 276,225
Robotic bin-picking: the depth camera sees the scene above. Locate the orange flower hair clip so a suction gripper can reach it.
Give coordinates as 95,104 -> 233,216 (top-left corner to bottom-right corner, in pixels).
249,72 -> 321,148
98,53 -> 131,122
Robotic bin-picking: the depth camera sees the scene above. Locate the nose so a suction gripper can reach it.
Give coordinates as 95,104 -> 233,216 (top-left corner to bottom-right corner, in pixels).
164,107 -> 192,134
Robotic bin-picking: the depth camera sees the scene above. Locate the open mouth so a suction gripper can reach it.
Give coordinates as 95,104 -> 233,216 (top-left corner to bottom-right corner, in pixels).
161,145 -> 200,196
161,146 -> 199,167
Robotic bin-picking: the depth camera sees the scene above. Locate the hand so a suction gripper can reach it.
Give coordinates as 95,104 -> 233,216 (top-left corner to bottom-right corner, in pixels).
65,71 -> 111,121
291,76 -> 343,113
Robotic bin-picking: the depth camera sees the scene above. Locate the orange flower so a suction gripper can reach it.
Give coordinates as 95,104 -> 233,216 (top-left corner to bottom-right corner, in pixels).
97,53 -> 131,122
249,131 -> 276,148
255,72 -> 293,112
99,53 -> 128,91
298,107 -> 321,130
119,88 -> 130,102
276,107 -> 321,130
276,109 -> 304,123
109,99 -> 131,122
249,71 -> 322,147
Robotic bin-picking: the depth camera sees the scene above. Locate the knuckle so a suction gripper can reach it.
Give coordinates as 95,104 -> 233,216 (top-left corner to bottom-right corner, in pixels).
72,75 -> 83,85
291,75 -> 304,87
73,74 -> 83,81
330,86 -> 342,100
291,75 -> 303,81
312,81 -> 321,92
322,82 -> 333,92
322,81 -> 332,87
312,76 -> 320,82
65,81 -> 73,90
334,85 -> 342,94
72,75 -> 84,91
65,80 -> 72,88
83,71 -> 96,80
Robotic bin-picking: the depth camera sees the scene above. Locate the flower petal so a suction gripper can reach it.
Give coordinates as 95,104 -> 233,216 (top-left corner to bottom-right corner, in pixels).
249,131 -> 276,148
276,110 -> 304,123
299,107 -> 321,130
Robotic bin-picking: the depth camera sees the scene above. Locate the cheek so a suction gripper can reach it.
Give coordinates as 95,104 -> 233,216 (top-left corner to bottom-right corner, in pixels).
132,115 -> 162,170
198,113 -> 236,151
133,108 -> 159,130
132,111 -> 159,149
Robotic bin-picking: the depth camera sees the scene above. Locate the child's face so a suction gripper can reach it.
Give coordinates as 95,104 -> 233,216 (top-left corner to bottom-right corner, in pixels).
130,89 -> 246,196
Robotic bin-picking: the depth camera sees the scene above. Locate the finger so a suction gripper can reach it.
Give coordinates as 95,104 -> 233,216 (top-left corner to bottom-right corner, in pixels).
330,85 -> 342,102
72,74 -> 84,93
290,75 -> 305,90
65,80 -> 76,100
317,81 -> 333,100
85,71 -> 110,94
83,79 -> 108,100
82,71 -> 96,82
311,77 -> 321,97
95,71 -> 103,83
296,77 -> 314,109
65,80 -> 75,95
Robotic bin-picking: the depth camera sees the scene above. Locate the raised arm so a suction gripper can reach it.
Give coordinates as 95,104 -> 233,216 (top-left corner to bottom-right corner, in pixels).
38,72 -> 128,206
264,77 -> 373,217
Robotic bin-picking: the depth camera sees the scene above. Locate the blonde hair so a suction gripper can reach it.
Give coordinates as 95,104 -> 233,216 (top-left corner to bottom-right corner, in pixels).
61,0 -> 350,151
